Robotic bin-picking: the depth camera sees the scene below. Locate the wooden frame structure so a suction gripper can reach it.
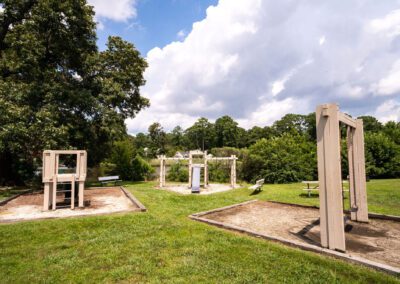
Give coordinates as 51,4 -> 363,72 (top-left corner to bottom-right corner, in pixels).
42,150 -> 87,211
159,150 -> 237,189
316,104 -> 368,252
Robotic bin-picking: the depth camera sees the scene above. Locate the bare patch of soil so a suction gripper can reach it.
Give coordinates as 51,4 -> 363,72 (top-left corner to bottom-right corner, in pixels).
0,187 -> 141,222
203,201 -> 400,268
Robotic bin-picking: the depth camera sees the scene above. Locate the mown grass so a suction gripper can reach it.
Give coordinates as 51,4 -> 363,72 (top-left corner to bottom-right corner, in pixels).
259,179 -> 400,216
0,187 -> 30,202
0,179 -> 399,283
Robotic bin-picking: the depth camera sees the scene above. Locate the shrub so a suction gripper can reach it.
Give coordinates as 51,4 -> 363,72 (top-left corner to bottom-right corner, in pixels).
167,162 -> 189,182
132,155 -> 154,181
364,133 -> 400,178
208,162 -> 230,183
242,133 -> 317,183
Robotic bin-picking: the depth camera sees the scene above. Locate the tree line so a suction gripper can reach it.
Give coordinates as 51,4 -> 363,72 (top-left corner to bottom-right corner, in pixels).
130,114 -> 400,183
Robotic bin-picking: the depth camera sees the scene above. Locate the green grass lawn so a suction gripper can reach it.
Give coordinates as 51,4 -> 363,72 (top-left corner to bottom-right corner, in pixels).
257,179 -> 400,216
0,187 -> 30,202
0,179 -> 399,283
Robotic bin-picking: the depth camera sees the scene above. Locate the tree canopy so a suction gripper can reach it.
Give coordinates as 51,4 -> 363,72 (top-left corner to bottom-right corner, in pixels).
0,0 -> 148,184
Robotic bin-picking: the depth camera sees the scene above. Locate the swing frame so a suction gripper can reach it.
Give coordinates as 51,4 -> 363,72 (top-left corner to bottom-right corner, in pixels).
158,150 -> 237,189
316,104 -> 368,252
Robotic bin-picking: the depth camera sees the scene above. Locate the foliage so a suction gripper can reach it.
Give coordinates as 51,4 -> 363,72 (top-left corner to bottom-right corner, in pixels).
0,0 -> 148,185
208,162 -> 230,183
148,122 -> 167,156
184,117 -> 215,151
210,147 -> 243,158
166,162 -> 188,182
364,133 -> 400,178
131,155 -> 154,181
108,140 -> 135,180
243,134 -> 316,183
134,111 -> 399,183
99,162 -> 117,177
215,115 -> 239,147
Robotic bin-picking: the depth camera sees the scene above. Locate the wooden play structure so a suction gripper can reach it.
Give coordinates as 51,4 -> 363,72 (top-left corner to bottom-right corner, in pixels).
316,103 -> 368,252
42,150 -> 87,211
158,150 -> 237,190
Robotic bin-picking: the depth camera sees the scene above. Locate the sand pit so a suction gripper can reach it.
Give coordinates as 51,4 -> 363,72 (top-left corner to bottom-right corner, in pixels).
159,183 -> 240,195
193,201 -> 400,271
0,187 -> 145,222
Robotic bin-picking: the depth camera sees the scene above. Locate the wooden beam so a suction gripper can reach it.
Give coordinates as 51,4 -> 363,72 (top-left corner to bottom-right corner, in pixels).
338,112 -> 357,128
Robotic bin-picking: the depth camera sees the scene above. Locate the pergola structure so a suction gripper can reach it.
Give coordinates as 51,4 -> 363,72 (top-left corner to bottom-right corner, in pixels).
158,150 -> 237,189
316,104 -> 368,252
42,150 -> 87,211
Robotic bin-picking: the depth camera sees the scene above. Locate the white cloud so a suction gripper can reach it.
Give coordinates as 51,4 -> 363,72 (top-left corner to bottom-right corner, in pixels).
319,36 -> 326,46
237,98 -> 305,129
88,0 -> 137,29
128,1 -> 400,133
370,9 -> 400,37
373,99 -> 400,122
271,80 -> 285,96
375,60 -> 400,95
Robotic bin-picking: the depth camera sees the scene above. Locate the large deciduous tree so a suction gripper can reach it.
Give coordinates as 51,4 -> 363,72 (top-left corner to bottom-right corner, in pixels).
0,0 -> 148,185
215,115 -> 239,147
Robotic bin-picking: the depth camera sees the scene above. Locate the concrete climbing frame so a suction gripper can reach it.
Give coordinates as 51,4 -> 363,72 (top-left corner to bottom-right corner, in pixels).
316,104 -> 368,252
158,150 -> 237,189
42,150 -> 87,211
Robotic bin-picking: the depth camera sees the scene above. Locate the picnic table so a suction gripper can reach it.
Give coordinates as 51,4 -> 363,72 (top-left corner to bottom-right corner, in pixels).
302,180 -> 349,197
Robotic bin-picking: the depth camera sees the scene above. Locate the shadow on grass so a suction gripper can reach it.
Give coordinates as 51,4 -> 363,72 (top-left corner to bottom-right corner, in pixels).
299,193 -> 319,198
250,190 -> 263,196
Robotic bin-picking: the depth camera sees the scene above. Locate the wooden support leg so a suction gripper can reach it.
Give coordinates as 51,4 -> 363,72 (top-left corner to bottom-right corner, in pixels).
347,127 -> 357,221
204,159 -> 208,188
316,104 -> 346,252
163,159 -> 166,187
43,183 -> 50,211
188,158 -> 192,188
159,159 -> 164,188
79,181 -> 84,208
71,178 -> 75,209
52,179 -> 57,210
353,119 -> 368,222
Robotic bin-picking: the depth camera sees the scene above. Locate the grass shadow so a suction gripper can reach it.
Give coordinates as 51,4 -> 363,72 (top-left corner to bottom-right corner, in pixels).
250,189 -> 263,196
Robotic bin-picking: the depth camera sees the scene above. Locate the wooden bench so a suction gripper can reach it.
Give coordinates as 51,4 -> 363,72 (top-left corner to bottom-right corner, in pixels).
98,176 -> 122,186
249,179 -> 265,191
302,180 -> 349,197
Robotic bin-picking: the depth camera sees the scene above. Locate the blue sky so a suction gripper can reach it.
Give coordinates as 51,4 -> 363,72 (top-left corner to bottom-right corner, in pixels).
89,0 -> 400,134
94,0 -> 217,55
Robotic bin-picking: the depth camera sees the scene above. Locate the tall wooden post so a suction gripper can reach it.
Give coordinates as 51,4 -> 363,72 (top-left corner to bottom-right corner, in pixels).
316,104 -> 346,252
347,126 -> 356,220
188,153 -> 193,188
352,119 -> 368,222
230,155 -> 237,188
159,156 -> 165,188
204,152 -> 208,188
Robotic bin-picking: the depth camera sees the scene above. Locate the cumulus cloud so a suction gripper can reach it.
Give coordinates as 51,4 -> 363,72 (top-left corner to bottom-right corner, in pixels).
128,0 -> 400,133
375,60 -> 400,95
88,0 -> 137,29
372,99 -> 400,122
